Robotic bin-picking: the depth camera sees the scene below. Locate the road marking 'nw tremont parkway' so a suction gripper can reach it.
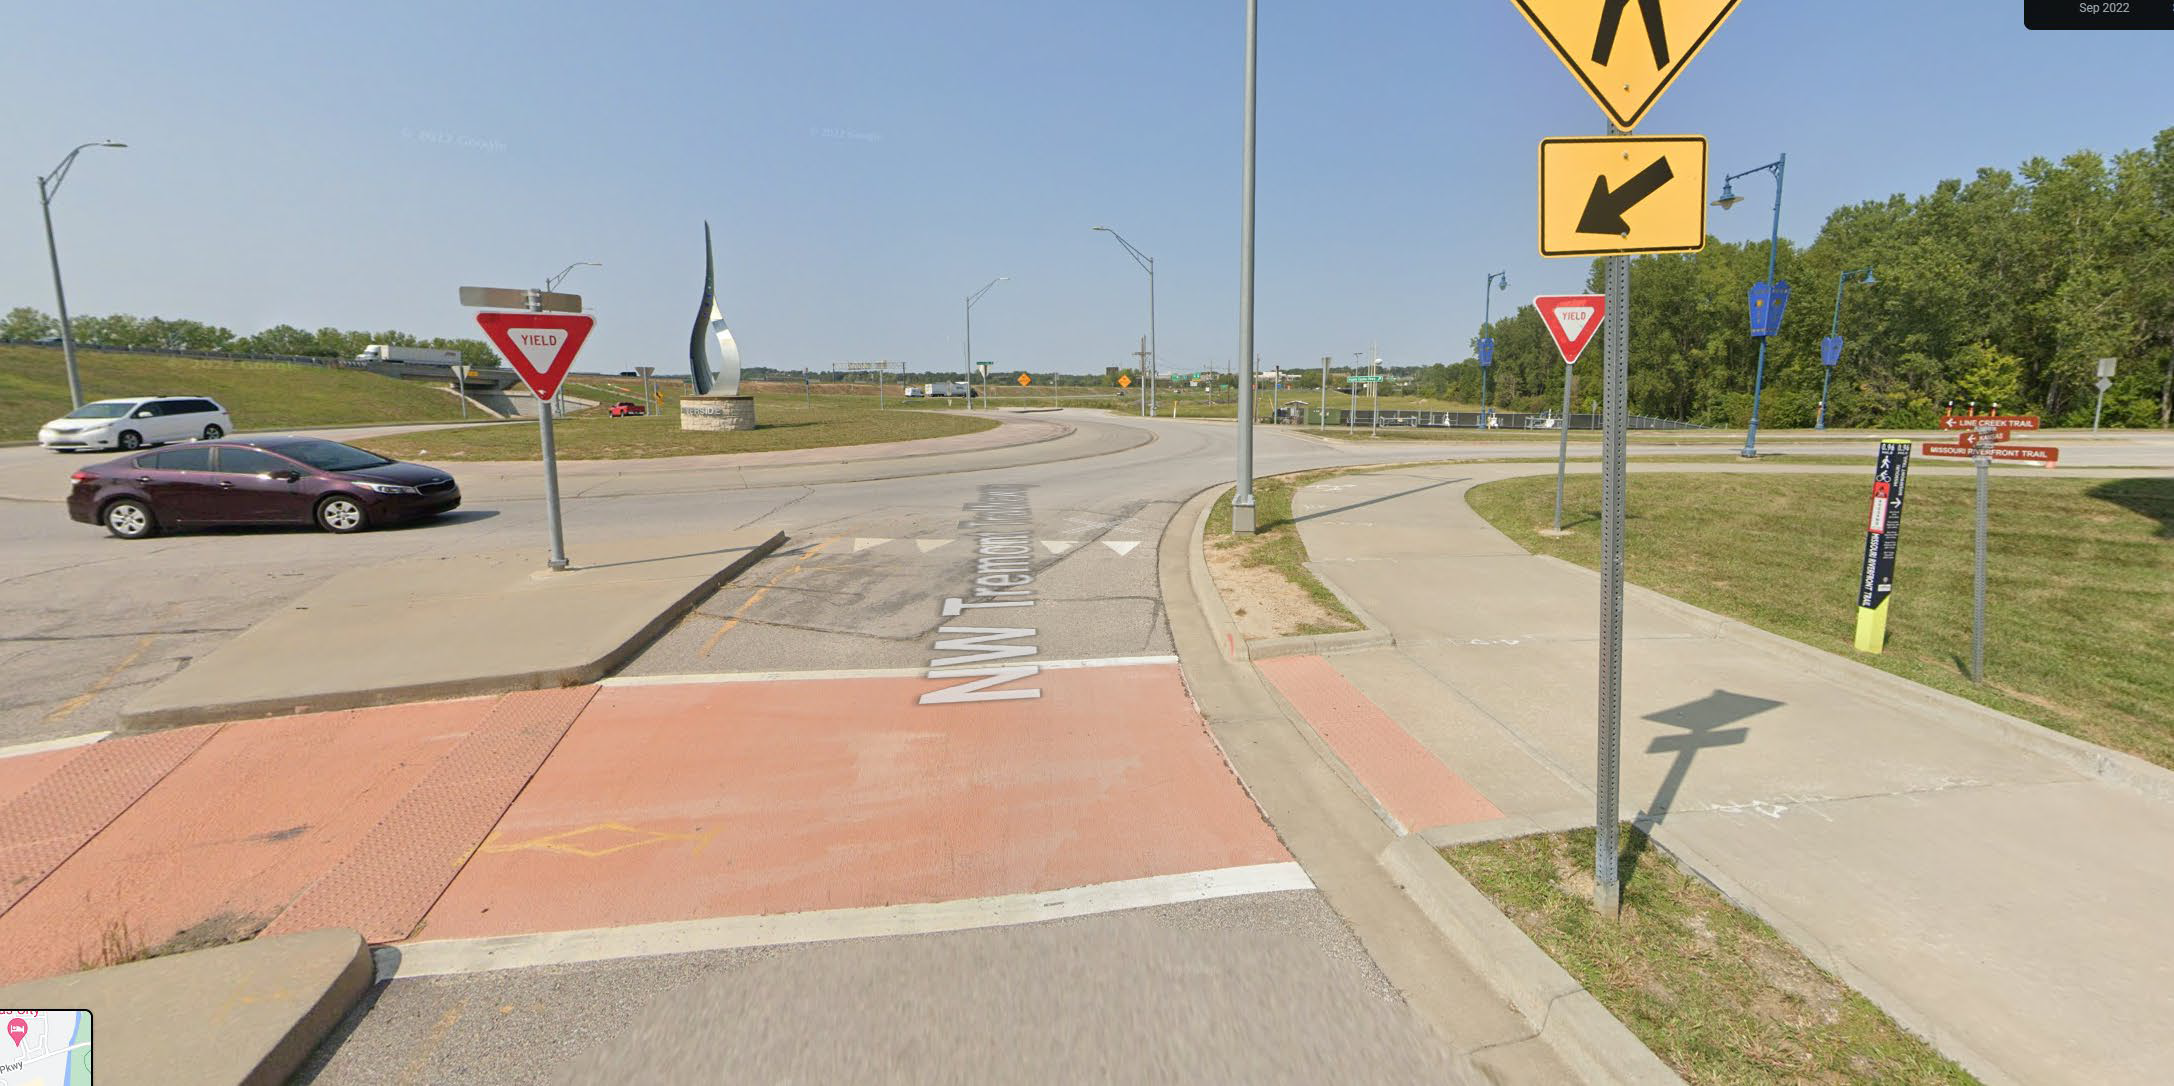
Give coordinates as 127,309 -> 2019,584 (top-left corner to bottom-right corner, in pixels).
920,484 -> 1043,704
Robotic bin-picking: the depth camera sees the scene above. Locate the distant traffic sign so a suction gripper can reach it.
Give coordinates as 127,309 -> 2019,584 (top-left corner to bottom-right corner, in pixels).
1017,373 -> 1031,386
474,313 -> 594,401
1511,0 -> 1741,132
2096,376 -> 2114,393
1539,136 -> 1707,257
1534,294 -> 1607,364
1346,375 -> 1386,384
1118,374 -> 1132,388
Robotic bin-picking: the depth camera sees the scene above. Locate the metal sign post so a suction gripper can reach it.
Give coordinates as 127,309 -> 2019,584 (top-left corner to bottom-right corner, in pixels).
1972,426 -> 1993,681
464,289 -> 590,573
1534,295 -> 1605,533
1594,246 -> 1630,916
2093,357 -> 2117,433
1553,365 -> 1575,529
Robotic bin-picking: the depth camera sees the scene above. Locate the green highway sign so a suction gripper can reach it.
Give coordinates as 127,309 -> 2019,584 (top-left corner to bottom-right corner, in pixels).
974,360 -> 994,369
1345,375 -> 1386,383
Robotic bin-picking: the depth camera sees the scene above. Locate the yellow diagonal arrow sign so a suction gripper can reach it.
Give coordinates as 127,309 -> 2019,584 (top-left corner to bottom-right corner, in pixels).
1539,135 -> 1707,257
1511,0 -> 1740,131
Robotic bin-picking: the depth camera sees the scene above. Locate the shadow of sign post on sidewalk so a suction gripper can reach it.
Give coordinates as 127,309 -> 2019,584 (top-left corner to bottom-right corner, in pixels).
1620,689 -> 1781,887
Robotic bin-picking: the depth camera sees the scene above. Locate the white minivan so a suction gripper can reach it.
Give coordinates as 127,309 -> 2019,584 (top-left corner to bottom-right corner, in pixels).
37,396 -> 234,452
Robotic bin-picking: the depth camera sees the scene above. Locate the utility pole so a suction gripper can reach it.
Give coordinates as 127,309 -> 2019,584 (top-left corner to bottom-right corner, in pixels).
1134,337 -> 1150,416
1320,356 -> 1331,428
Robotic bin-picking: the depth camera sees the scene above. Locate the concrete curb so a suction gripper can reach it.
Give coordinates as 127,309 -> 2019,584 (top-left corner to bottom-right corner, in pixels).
1527,552 -> 2174,803
0,927 -> 372,1086
1380,836 -> 1686,1086
119,531 -> 788,731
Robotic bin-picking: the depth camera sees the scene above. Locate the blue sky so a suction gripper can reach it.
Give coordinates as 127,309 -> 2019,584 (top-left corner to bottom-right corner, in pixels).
4,2 -> 2168,378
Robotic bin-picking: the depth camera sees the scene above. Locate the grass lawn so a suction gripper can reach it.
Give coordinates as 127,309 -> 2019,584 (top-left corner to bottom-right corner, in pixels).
1204,471 -> 1363,637
1467,471 -> 2174,769
1,345 -> 470,440
352,400 -> 998,461
1442,828 -> 1978,1085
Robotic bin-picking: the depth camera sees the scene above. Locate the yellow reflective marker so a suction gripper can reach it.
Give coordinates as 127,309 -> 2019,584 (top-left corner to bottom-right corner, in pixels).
1538,135 -> 1707,257
1511,0 -> 1741,132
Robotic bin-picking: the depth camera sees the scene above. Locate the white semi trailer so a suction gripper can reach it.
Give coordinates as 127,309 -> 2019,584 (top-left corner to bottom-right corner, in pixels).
354,344 -> 462,366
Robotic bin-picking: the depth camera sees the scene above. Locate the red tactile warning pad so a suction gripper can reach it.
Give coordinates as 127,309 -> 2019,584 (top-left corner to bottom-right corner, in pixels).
0,700 -> 492,985
0,725 -> 219,916
413,664 -> 1288,941
263,686 -> 596,943
1256,655 -> 1502,833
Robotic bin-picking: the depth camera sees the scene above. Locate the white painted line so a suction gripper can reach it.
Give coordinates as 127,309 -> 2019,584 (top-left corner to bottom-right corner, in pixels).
599,655 -> 1182,688
375,861 -> 1314,981
0,730 -> 110,761
1042,540 -> 1077,554
1102,540 -> 1141,556
915,538 -> 953,553
852,537 -> 894,552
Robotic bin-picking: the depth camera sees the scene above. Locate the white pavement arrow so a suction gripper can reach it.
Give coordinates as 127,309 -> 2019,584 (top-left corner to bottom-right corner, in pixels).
1042,541 -> 1077,554
915,539 -> 952,553
1102,541 -> 1140,556
853,538 -> 893,552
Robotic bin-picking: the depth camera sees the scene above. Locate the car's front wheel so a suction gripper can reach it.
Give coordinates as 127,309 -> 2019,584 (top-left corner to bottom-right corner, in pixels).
117,430 -> 143,451
201,424 -> 224,440
315,494 -> 369,534
103,499 -> 158,540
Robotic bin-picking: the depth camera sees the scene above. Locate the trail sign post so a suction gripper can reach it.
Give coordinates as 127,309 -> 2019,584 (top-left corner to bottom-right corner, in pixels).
472,307 -> 596,572
1853,440 -> 1913,653
2094,357 -> 2116,432
1536,294 -> 1607,533
1538,136 -> 1708,256
1510,0 -> 1741,131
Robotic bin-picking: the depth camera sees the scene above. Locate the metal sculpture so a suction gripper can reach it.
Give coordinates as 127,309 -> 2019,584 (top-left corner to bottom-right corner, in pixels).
689,221 -> 742,396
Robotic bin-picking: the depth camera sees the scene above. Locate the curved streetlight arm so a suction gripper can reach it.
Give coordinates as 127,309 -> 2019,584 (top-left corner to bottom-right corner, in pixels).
967,276 -> 1008,309
1719,158 -> 1784,189
1093,226 -> 1154,275
40,141 -> 126,204
545,260 -> 601,293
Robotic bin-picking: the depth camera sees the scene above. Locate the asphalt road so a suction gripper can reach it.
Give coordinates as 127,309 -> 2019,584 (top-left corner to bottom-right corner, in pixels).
3,413 -> 2169,747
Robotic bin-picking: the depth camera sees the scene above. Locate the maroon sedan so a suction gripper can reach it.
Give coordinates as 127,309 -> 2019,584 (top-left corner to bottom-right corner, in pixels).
67,436 -> 461,539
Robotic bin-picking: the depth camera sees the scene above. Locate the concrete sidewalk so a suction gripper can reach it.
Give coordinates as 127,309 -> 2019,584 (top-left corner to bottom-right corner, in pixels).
121,531 -> 785,730
1263,462 -> 2174,1086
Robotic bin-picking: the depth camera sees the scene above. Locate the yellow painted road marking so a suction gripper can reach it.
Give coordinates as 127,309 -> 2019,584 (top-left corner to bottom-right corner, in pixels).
698,535 -> 838,657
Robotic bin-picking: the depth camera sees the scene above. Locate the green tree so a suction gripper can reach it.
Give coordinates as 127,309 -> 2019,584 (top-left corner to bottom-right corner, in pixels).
2,307 -> 57,340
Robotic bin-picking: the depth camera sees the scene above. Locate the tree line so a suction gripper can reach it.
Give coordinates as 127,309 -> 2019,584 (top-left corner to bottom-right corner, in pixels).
0,307 -> 501,370
1405,128 -> 2174,429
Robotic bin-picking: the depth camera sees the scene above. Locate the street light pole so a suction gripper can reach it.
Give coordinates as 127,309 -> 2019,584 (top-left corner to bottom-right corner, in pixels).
1094,227 -> 1157,418
541,262 -> 599,418
1482,270 -> 1508,429
1822,266 -> 1876,430
965,277 -> 1008,412
1715,154 -> 1786,457
1231,0 -> 1260,534
37,140 -> 127,410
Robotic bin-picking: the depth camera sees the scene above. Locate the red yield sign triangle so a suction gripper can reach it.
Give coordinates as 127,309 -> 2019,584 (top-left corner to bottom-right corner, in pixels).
475,312 -> 595,401
1534,294 -> 1607,365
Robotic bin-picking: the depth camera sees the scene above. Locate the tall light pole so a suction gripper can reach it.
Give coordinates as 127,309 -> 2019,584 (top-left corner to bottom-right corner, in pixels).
1714,153 -> 1787,457
542,262 -> 599,417
964,277 -> 1008,412
1821,265 -> 1876,430
1481,271 -> 1508,428
38,140 -> 127,410
1093,227 -> 1156,418
1231,0 -> 1260,534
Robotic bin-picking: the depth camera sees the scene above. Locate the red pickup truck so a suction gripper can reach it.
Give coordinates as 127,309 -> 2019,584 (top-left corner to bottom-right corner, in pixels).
609,401 -> 647,418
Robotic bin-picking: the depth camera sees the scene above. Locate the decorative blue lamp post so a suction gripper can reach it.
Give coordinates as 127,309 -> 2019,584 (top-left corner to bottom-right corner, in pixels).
1820,266 -> 1876,430
1480,270 -> 1508,427
1714,154 -> 1786,457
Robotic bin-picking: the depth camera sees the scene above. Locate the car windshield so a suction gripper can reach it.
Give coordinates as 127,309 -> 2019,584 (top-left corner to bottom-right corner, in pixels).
64,403 -> 134,420
274,439 -> 394,472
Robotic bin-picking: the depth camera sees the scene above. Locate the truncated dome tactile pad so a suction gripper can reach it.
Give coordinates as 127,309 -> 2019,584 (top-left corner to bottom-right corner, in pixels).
0,725 -> 220,914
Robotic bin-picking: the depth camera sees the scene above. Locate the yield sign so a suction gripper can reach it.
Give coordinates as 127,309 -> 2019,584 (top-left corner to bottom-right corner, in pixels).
1511,0 -> 1741,132
475,312 -> 595,401
1534,294 -> 1607,364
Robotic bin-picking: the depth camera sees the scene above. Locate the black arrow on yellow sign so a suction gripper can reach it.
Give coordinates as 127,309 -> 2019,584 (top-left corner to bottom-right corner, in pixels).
1577,156 -> 1675,235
